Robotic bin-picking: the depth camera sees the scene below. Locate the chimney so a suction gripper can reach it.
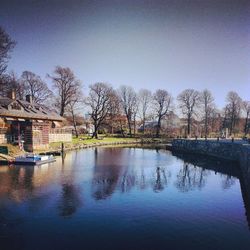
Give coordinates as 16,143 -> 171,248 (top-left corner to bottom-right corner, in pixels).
7,89 -> 16,100
26,94 -> 33,104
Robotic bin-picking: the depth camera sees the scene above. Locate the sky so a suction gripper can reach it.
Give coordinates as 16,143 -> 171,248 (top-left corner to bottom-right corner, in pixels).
0,0 -> 249,108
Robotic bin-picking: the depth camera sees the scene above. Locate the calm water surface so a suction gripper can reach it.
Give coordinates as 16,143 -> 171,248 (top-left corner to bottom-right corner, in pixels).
0,147 -> 250,250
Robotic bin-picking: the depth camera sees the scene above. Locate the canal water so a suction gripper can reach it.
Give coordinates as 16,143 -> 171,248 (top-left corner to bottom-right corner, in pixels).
0,147 -> 250,250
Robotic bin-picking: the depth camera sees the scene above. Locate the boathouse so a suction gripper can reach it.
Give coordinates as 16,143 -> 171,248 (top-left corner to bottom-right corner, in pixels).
0,90 -> 72,151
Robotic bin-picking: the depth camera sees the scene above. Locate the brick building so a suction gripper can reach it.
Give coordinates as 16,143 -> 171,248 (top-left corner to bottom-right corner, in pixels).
0,90 -> 71,151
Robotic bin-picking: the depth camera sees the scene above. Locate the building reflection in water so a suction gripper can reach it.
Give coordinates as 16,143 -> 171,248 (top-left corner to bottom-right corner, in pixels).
0,153 -> 83,218
0,165 -> 34,203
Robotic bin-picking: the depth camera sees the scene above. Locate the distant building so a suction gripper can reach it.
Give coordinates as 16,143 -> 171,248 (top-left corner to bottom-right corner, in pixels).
62,124 -> 94,135
138,121 -> 158,133
138,112 -> 182,136
0,90 -> 72,151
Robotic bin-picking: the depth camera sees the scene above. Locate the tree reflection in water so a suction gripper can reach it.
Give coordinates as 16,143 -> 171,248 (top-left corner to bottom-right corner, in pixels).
172,152 -> 241,193
1,147 -> 250,249
154,167 -> 165,192
58,152 -> 82,217
0,166 -> 35,202
221,175 -> 236,189
91,148 -> 172,196
92,148 -> 123,200
175,163 -> 209,192
153,148 -> 171,192
0,148 -> 242,214
58,183 -> 81,217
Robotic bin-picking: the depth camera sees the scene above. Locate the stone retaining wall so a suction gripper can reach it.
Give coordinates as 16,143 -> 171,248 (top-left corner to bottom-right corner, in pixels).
172,139 -> 244,161
239,145 -> 250,191
172,139 -> 250,180
172,139 -> 250,226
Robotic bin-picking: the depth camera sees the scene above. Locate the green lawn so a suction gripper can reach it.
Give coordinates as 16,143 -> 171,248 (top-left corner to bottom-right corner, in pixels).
48,136 -> 140,151
72,136 -> 138,144
2,136 -> 168,155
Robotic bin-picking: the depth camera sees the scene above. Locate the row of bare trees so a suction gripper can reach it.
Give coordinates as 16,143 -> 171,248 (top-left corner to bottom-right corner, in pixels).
0,25 -> 249,138
86,83 -> 249,138
178,89 -> 250,137
85,83 -> 176,138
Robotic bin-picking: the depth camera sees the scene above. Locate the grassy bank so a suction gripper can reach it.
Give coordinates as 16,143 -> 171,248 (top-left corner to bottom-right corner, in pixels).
0,144 -> 24,157
38,136 -> 169,154
0,137 -> 170,157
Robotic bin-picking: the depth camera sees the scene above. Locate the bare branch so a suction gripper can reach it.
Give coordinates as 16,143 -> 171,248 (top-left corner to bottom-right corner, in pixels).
177,89 -> 200,137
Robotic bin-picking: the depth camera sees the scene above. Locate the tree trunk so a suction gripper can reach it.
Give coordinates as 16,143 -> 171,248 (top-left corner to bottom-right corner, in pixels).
133,118 -> 136,137
72,110 -> 78,138
142,120 -> 145,134
142,113 -> 146,134
156,117 -> 161,138
244,115 -> 249,136
92,123 -> 98,139
205,114 -> 208,137
120,122 -> 125,137
229,112 -> 235,136
60,106 -> 64,117
128,119 -> 132,137
187,114 -> 191,137
229,120 -> 233,136
92,131 -> 98,139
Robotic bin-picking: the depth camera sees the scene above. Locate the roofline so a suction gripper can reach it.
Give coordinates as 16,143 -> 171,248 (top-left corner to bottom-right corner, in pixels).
0,114 -> 63,122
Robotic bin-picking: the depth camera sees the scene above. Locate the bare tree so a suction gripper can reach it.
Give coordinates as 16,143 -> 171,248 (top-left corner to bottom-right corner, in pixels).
11,73 -> 26,99
86,82 -> 113,138
119,85 -> 137,136
138,89 -> 152,134
20,71 -> 53,104
0,71 -> 28,100
106,90 -> 121,134
177,89 -> 200,137
153,89 -> 173,138
0,72 -> 17,96
66,90 -> 84,138
0,26 -> 16,76
200,89 -> 215,137
48,66 -> 81,116
242,101 -> 250,136
210,108 -> 221,135
132,94 -> 139,136
224,91 -> 242,136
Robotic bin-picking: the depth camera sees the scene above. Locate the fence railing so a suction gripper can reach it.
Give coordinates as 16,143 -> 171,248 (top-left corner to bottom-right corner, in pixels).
49,128 -> 72,134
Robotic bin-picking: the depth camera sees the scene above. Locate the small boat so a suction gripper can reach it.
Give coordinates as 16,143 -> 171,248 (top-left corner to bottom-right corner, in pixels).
14,154 -> 56,166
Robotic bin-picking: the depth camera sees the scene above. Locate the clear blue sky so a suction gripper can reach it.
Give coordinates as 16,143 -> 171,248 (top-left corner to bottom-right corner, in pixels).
1,0 -> 249,108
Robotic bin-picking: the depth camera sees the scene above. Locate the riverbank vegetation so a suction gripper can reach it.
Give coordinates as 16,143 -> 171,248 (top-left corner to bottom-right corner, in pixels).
0,136 -> 168,157
44,136 -> 169,153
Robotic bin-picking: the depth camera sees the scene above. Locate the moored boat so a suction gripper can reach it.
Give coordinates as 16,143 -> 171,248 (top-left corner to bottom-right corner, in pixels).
14,154 -> 56,165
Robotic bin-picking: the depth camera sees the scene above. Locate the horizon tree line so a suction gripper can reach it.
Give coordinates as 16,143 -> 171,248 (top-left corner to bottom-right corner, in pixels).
0,26 -> 249,138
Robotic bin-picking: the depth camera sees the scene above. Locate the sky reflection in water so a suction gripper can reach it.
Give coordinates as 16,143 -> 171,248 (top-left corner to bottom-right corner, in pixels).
0,147 -> 250,250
